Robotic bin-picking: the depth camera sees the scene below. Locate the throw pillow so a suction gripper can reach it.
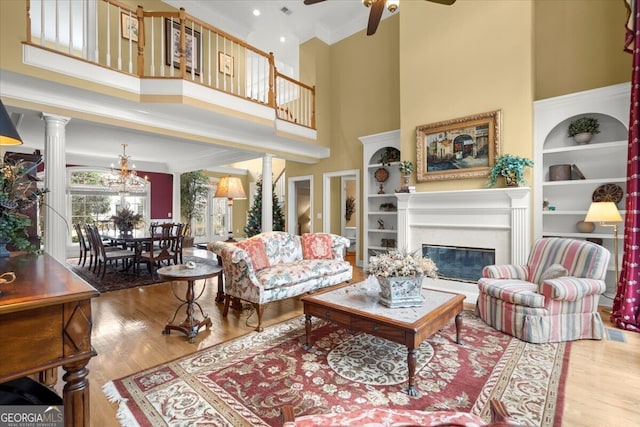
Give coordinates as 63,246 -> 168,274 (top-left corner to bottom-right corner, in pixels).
301,233 -> 333,260
540,263 -> 569,282
236,239 -> 270,271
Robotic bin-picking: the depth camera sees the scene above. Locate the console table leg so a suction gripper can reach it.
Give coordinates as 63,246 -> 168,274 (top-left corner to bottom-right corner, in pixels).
303,314 -> 312,350
406,347 -> 419,397
62,359 -> 91,427
455,313 -> 464,345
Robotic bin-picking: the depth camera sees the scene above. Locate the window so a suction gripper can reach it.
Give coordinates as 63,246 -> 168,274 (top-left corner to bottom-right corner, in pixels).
68,168 -> 149,241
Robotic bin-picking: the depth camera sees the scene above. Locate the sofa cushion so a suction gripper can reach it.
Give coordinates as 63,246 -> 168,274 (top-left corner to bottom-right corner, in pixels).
539,263 -> 568,283
257,259 -> 351,290
236,239 -> 270,271
301,233 -> 332,259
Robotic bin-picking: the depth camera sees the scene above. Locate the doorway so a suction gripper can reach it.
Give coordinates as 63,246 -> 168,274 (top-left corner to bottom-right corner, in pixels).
287,175 -> 313,235
322,169 -> 360,267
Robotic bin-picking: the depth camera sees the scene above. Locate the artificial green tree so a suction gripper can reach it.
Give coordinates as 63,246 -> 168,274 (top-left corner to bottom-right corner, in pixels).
180,170 -> 209,240
244,176 -> 285,237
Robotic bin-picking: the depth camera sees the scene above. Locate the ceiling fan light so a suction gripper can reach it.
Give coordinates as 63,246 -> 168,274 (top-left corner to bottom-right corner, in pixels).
387,0 -> 399,13
362,0 -> 375,8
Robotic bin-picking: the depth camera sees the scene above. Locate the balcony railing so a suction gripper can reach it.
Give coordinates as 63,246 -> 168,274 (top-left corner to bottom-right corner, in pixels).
25,0 -> 316,129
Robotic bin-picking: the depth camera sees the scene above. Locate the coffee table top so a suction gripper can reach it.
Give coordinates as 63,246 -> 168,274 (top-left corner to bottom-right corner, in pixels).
302,278 -> 464,324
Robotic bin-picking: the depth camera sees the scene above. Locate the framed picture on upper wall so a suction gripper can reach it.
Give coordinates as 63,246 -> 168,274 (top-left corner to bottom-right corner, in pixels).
164,19 -> 201,75
121,12 -> 139,42
416,110 -> 501,182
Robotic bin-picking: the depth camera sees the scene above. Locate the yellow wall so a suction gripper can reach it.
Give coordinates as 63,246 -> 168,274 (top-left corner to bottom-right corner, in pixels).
288,14 -> 401,232
534,0 -> 631,100
400,0 -> 534,192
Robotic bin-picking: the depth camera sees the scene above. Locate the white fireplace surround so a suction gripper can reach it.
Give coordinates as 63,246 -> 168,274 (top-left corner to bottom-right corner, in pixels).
395,187 -> 531,304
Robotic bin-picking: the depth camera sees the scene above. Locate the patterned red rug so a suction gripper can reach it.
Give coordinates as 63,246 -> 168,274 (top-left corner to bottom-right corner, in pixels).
103,311 -> 570,427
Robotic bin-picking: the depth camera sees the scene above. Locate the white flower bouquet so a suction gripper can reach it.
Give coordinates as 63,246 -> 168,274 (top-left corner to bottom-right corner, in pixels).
367,249 -> 437,278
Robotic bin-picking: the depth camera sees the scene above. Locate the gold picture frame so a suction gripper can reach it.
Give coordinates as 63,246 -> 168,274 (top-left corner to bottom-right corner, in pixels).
416,110 -> 501,182
165,19 -> 201,75
121,12 -> 138,42
218,52 -> 234,76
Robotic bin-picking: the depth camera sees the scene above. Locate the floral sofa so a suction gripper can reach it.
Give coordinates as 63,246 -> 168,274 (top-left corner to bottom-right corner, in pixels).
209,231 -> 353,331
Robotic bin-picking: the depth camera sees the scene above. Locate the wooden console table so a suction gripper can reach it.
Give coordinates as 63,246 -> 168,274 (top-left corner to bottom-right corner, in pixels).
0,253 -> 99,427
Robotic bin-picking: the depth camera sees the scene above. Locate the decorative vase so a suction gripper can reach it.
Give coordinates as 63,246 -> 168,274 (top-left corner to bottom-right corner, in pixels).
0,240 -> 9,258
576,220 -> 595,233
118,224 -> 133,237
504,175 -> 519,187
398,174 -> 411,193
377,275 -> 424,308
573,132 -> 593,145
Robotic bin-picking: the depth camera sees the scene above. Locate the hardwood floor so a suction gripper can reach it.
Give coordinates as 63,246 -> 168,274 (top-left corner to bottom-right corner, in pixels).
58,265 -> 640,426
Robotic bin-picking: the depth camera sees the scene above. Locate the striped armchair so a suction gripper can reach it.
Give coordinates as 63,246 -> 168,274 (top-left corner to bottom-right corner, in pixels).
476,238 -> 610,343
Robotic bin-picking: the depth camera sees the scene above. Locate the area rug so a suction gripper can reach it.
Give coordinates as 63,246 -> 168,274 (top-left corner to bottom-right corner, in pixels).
66,255 -> 218,293
103,311 -> 570,427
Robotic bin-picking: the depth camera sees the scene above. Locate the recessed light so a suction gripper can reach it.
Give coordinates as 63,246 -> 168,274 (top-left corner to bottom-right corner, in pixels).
280,36 -> 286,43
253,9 -> 260,17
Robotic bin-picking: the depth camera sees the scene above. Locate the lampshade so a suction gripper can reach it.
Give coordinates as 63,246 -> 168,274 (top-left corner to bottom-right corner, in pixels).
215,176 -> 246,200
585,202 -> 623,223
0,100 -> 23,146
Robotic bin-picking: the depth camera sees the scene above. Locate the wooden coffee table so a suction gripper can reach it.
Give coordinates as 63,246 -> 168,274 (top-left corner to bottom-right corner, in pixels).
301,280 -> 465,397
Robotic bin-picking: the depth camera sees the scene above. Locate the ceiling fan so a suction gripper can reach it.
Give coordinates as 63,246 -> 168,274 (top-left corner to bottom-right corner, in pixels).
303,0 -> 456,36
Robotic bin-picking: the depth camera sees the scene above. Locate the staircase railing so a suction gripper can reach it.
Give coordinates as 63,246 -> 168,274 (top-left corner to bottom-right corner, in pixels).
25,0 -> 315,129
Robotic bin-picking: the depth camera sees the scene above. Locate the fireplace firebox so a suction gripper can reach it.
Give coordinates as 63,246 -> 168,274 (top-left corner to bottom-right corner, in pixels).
422,244 -> 495,283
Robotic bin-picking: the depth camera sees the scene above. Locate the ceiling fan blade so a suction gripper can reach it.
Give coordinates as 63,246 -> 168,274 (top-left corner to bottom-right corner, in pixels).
366,1 -> 385,36
303,0 -> 327,5
425,0 -> 457,5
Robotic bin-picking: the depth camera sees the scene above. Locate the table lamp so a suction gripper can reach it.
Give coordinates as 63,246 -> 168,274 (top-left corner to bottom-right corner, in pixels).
214,176 -> 246,242
585,201 -> 623,294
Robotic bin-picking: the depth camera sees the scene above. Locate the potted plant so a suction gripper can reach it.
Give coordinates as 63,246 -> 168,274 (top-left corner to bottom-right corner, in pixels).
398,161 -> 414,193
367,249 -> 437,308
111,206 -> 142,235
487,154 -> 534,187
567,117 -> 600,144
0,160 -> 46,255
180,170 -> 209,247
379,147 -> 400,166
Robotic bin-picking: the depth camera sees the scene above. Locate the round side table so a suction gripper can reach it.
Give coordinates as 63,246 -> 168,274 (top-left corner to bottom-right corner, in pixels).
157,263 -> 222,343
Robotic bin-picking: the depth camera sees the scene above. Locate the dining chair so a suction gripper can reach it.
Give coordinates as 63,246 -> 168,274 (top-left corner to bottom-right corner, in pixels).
86,224 -> 137,279
74,223 -> 89,267
138,223 -> 180,279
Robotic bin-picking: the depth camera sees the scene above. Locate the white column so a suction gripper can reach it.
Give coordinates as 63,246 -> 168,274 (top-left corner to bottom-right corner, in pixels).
261,154 -> 273,232
508,189 -> 531,265
41,113 -> 70,262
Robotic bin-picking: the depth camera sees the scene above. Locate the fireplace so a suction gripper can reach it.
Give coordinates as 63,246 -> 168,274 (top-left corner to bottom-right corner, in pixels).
422,244 -> 495,283
395,187 -> 531,303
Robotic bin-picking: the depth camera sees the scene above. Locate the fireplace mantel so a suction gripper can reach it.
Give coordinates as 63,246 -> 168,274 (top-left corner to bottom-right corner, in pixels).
395,187 -> 531,302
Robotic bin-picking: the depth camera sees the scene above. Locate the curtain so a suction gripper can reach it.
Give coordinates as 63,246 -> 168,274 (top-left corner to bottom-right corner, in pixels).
611,0 -> 640,332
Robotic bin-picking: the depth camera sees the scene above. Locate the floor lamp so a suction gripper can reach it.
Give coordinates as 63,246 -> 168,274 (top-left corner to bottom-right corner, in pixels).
214,176 -> 246,242
585,201 -> 623,300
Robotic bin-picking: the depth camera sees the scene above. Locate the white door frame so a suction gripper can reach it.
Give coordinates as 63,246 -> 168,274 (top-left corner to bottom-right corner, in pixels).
323,169 -> 360,266
287,175 -> 314,234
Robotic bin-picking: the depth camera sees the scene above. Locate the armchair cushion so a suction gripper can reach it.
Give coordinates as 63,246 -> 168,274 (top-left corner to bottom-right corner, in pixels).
301,233 -> 332,259
539,263 -> 568,282
482,264 -> 529,281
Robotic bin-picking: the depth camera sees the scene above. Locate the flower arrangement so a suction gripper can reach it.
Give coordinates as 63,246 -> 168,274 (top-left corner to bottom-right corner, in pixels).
367,249 -> 438,278
111,206 -> 142,231
487,154 -> 534,187
399,161 -> 414,175
0,160 -> 46,252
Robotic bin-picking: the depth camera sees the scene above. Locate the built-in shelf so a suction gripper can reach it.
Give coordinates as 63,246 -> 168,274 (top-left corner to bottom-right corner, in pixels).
534,83 -> 630,304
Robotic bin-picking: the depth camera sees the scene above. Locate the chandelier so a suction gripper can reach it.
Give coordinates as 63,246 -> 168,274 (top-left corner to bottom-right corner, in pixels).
102,144 -> 147,194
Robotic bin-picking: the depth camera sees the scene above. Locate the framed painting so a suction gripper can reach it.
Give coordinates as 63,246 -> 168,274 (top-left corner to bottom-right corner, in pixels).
416,110 -> 501,182
218,52 -> 234,76
165,19 -> 201,75
121,12 -> 138,42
